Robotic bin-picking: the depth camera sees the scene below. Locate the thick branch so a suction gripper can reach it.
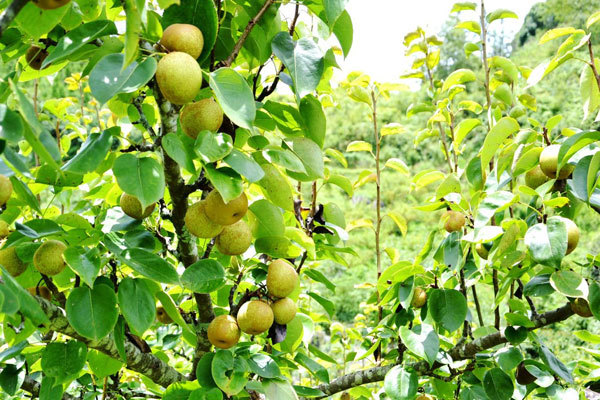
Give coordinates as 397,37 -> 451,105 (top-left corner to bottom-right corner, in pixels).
310,304 -> 574,398
0,0 -> 29,39
221,0 -> 275,67
34,296 -> 185,388
21,375 -> 77,400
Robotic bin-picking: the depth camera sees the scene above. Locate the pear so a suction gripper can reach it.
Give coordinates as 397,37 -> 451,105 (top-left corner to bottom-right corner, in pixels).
475,242 -> 491,260
120,193 -> 155,220
443,210 -> 465,233
0,247 -> 26,277
180,98 -> 224,139
160,24 -> 204,59
33,240 -> 67,276
257,164 -> 294,211
204,191 -> 248,226
0,175 -> 12,206
410,287 -> 427,308
271,297 -> 297,325
525,165 -> 549,189
236,300 -> 273,335
215,220 -> 252,255
515,362 -> 536,385
27,286 -> 52,301
184,201 -> 223,238
156,306 -> 173,324
266,259 -> 298,298
539,144 -> 574,179
571,298 -> 593,318
416,395 -> 435,400
32,0 -> 70,9
0,220 -> 9,239
562,217 -> 580,255
207,314 -> 240,349
156,52 -> 202,105
25,46 -> 49,70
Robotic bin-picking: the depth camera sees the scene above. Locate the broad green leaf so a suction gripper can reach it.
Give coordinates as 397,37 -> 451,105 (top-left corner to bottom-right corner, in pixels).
63,128 -> 115,174
307,292 -> 335,318
64,247 -> 101,288
323,0 -> 348,26
429,289 -> 467,333
113,154 -> 165,209
209,68 -> 256,130
249,199 -> 285,238
204,165 -> 243,203
399,324 -> 439,366
286,137 -> 324,181
523,274 -> 555,297
387,211 -> 407,236
300,95 -> 326,148
155,291 -> 196,345
550,270 -> 587,298
483,368 -> 513,400
1,267 -> 49,325
524,217 -> 568,268
180,259 -> 225,293
211,350 -> 248,396
123,0 -> 141,69
66,285 -> 119,340
513,147 -> 543,176
539,27 -> 581,44
223,149 -> 265,182
384,158 -> 410,175
487,9 -> 518,23
15,3 -> 69,39
295,352 -> 330,383
496,346 -> 522,372
41,341 -> 87,383
580,64 -> 600,120
557,131 -> 600,171
454,118 -> 481,148
587,11 -> 600,28
263,380 -> 299,400
539,345 -> 574,383
333,10 -> 353,58
473,191 -> 516,228
590,282 -> 600,320
195,131 -> 233,163
247,354 -> 281,379
381,123 -> 405,136
451,2 -> 476,13
162,133 -> 196,173
442,69 -> 476,92
87,349 -> 124,379
0,364 -> 23,396
0,105 -> 23,143
455,21 -> 481,34
117,278 -> 155,336
384,366 -> 417,400
122,248 -> 180,284
346,141 -> 372,153
479,117 -> 519,168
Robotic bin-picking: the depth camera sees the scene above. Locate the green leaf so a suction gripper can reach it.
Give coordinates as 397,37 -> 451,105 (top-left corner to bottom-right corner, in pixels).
0,364 -> 23,396
483,368 -> 513,400
513,147 -> 543,176
333,10 -> 353,58
587,11 -> 600,28
89,54 -> 157,104
1,267 -> 49,325
0,105 -> 23,143
384,366 -> 418,400
504,326 -> 528,345
307,292 -> 335,318
580,64 -> 600,120
429,289 -> 467,333
295,352 -> 329,383
286,137 -> 324,182
123,0 -> 141,69
589,282 -> 600,320
113,154 -> 165,209
524,217 -> 568,268
117,278 -> 155,336
211,350 -> 248,396
66,285 -> 118,340
454,118 -> 481,148
473,191 -> 516,228
42,20 -> 117,67
455,20 -> 481,34
41,341 -> 87,383
550,270 -> 587,298
63,128 -> 115,174
399,324 -> 439,366
195,131 -> 233,163
162,0 -> 218,63
180,259 -> 225,293
384,158 -> 410,175
479,117 -> 519,168
496,346 -> 522,372
539,345 -> 573,383
539,27 -> 581,44
442,68 -> 476,92
249,199 -> 285,238
557,131 -> 600,171
209,68 -> 256,130
346,141 -> 372,153
203,165 -> 243,203
15,2 -> 69,39
162,133 -> 196,173
247,354 -> 281,379
10,176 -> 41,214
300,95 -> 326,148
223,149 -> 264,183
155,291 -> 197,345
451,2 -> 476,13
387,211 -> 407,236
486,9 -> 518,23
87,349 -> 124,379
64,247 -> 101,288
272,32 -> 325,99
122,248 -> 180,285
323,0 -> 348,26
523,274 -> 555,297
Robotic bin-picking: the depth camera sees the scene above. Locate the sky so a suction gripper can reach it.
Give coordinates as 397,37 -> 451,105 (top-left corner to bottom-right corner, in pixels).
334,0 -> 544,83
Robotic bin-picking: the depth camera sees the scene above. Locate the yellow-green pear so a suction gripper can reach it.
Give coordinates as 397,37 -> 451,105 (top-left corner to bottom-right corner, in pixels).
27,286 -> 52,301
160,24 -> 204,59
562,217 -> 580,255
184,201 -> 223,238
25,46 -> 49,70
120,193 -> 155,220
0,175 -> 12,206
0,247 -> 26,277
539,144 -> 574,179
0,220 -> 9,239
236,300 -> 273,335
525,165 -> 549,189
33,240 -> 67,276
571,298 -> 593,318
204,191 -> 248,226
32,0 -> 70,9
156,52 -> 202,105
207,314 -> 240,349
257,164 -> 294,211
475,243 -> 490,260
410,287 -> 427,308
443,210 -> 465,233
156,306 -> 173,324
215,220 -> 252,255
180,98 -> 224,139
271,297 -> 297,325
266,259 -> 298,298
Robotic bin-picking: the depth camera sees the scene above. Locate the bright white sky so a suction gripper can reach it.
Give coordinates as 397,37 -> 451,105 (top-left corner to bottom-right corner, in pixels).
336,0 -> 543,82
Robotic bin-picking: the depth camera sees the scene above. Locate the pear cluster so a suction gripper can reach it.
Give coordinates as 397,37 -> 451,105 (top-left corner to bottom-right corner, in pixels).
207,259 -> 299,349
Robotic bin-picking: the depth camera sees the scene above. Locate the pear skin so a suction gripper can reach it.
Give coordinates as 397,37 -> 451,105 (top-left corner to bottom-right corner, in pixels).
156,52 -> 202,105
204,191 -> 248,226
443,210 -> 465,233
120,193 -> 155,220
236,300 -> 273,335
207,314 -> 240,349
180,98 -> 224,139
539,144 -> 574,179
160,24 -> 204,59
215,220 -> 252,255
184,201 -> 223,238
266,259 -> 298,298
33,240 -> 67,276
271,297 -> 297,325
0,247 -> 26,277
0,175 -> 12,206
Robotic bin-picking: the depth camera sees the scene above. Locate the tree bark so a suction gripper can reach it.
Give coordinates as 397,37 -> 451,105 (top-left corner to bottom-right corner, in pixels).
21,375 -> 77,400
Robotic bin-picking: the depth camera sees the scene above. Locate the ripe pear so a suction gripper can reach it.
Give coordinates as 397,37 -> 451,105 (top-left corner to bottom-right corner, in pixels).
204,191 -> 248,226
410,287 -> 427,308
257,164 -> 294,211
0,220 -> 10,239
32,0 -> 70,9
0,175 -> 12,206
475,242 -> 492,260
571,298 -> 593,318
120,193 -> 155,220
525,165 -> 549,189
27,286 -> 52,301
539,144 -> 574,179
236,300 -> 274,335
180,98 -> 224,139
184,201 -> 223,238
0,247 -> 26,277
562,217 -> 580,255
156,52 -> 202,105
215,220 -> 252,255
443,210 -> 465,233
156,306 -> 173,324
33,240 -> 67,276
160,24 -> 204,59
25,46 -> 49,70
207,314 -> 240,349
515,362 -> 536,385
271,297 -> 297,325
266,259 -> 298,299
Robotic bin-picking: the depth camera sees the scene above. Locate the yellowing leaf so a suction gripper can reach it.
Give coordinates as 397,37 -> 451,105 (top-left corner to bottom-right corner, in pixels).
442,69 -> 476,92
381,123 -> 405,136
347,218 -> 374,231
384,158 -> 410,175
387,211 -> 407,236
346,140 -> 373,153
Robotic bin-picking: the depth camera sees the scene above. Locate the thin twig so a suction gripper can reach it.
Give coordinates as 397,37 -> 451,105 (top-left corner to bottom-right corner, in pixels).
471,286 -> 484,326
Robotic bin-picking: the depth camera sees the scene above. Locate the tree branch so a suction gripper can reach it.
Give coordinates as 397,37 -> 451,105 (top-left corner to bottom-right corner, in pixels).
0,0 -> 29,39
221,0 -> 275,68
309,303 -> 574,398
21,374 -> 77,400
